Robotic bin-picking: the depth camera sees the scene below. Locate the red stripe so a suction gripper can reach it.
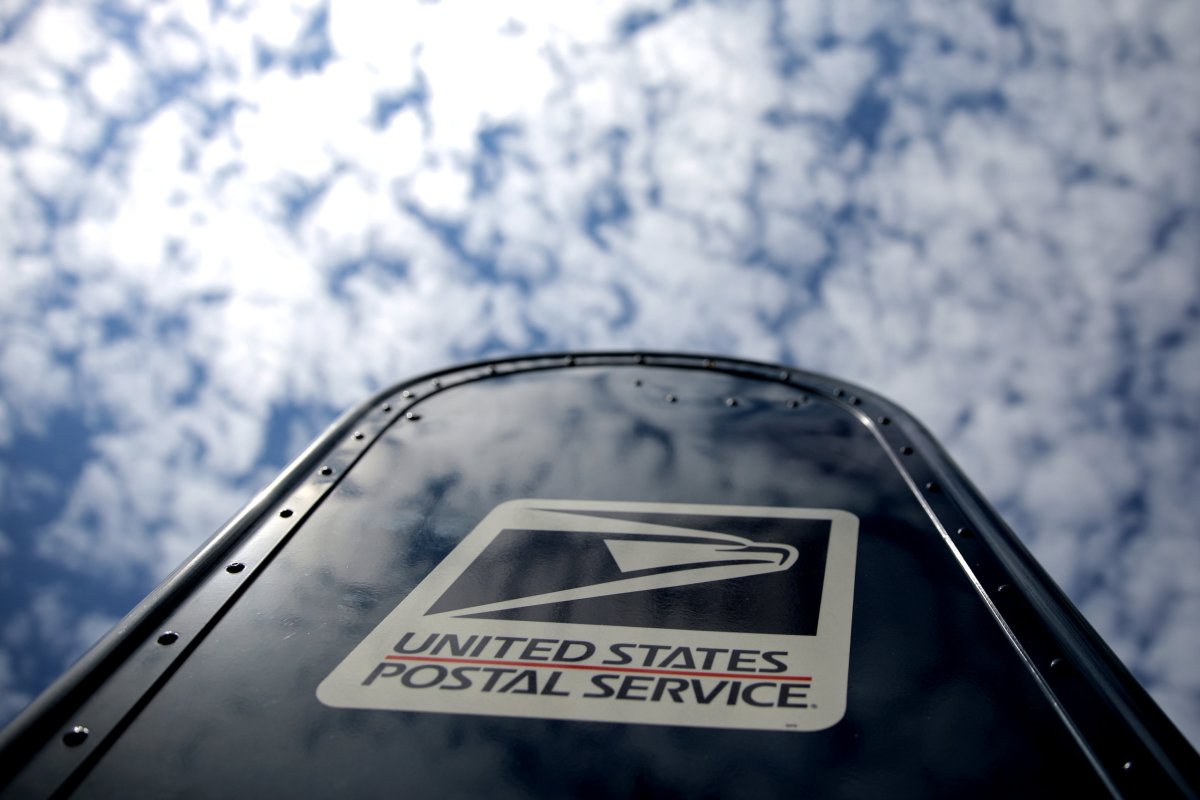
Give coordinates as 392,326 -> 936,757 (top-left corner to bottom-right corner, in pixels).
383,654 -> 812,682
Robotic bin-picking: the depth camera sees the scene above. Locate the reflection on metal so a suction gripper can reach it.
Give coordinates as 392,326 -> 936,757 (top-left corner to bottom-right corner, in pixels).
0,353 -> 1196,798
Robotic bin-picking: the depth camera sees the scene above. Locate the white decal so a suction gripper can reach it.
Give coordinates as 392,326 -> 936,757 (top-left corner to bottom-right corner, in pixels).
318,500 -> 859,732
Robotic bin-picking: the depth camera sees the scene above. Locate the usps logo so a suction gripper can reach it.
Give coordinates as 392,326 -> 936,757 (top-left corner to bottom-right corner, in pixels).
318,500 -> 859,733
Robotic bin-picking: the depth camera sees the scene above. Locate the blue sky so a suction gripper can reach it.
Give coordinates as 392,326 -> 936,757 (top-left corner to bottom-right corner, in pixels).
0,0 -> 1197,747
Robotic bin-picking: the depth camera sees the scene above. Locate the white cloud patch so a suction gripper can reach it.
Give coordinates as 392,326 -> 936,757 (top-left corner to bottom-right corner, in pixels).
1,585 -> 120,709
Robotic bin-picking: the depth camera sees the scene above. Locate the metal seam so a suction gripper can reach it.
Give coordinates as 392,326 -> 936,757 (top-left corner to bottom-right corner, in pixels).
856,409 -> 1122,798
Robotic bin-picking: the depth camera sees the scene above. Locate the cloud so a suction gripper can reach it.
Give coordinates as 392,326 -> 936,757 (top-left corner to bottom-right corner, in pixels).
0,584 -> 120,723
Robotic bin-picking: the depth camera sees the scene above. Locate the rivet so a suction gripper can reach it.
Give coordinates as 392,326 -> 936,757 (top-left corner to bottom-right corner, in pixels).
320,466 -> 333,476
703,359 -> 714,369
778,371 -> 789,381
834,388 -> 845,398
353,431 -> 364,440
63,726 -> 89,747
725,398 -> 738,407
900,446 -> 914,455
997,584 -> 1013,595
957,527 -> 975,538
1122,761 -> 1133,772
157,631 -> 179,646
382,404 -> 392,413
665,394 -> 677,403
786,400 -> 799,409
401,390 -> 413,399
279,509 -> 293,518
430,379 -> 440,388
485,366 -> 496,376
634,355 -> 645,364
1050,657 -> 1066,670
565,356 -> 575,366
405,412 -> 420,421
926,482 -> 940,493
226,562 -> 245,574
878,416 -> 891,425
848,396 -> 861,405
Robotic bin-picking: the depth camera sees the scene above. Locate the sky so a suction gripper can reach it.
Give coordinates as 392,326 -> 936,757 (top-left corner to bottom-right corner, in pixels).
0,0 -> 1197,750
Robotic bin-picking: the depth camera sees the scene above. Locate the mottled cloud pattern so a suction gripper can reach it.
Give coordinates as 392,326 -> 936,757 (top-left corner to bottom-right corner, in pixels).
1,0 -> 1198,745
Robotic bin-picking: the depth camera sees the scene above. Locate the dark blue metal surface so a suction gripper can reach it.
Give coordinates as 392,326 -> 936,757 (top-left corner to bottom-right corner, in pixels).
1,353 -> 1196,798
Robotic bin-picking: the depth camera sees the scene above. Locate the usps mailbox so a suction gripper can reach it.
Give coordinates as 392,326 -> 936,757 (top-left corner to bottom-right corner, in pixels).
1,353 -> 1196,797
